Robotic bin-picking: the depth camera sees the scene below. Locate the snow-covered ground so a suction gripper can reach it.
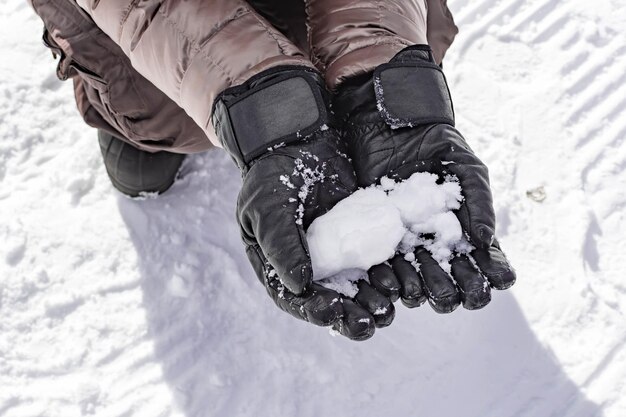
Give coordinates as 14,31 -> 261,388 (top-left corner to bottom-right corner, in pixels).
1,0 -> 625,415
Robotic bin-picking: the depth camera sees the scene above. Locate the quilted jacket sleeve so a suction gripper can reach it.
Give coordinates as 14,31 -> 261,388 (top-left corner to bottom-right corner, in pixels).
305,0 -> 458,90
74,0 -> 313,145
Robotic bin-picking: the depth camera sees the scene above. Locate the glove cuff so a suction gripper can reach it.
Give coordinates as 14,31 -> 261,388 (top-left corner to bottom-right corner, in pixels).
334,45 -> 455,129
212,66 -> 331,170
374,45 -> 455,129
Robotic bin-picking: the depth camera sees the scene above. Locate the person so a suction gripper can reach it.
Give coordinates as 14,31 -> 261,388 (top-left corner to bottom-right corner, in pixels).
29,0 -> 516,341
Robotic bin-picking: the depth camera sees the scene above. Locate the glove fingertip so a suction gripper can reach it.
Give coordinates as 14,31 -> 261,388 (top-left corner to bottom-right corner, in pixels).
489,268 -> 517,290
304,285 -> 344,326
334,300 -> 376,341
473,224 -> 495,249
401,294 -> 428,309
462,287 -> 492,310
428,293 -> 462,314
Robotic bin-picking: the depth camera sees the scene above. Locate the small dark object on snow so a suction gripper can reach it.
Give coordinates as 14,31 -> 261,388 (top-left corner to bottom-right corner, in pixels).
526,186 -> 547,203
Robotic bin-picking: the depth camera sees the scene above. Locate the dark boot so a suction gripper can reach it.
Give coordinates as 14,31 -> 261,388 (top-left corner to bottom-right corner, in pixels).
98,130 -> 186,197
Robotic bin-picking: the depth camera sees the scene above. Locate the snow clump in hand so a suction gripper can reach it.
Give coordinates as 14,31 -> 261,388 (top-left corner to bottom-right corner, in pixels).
389,173 -> 472,271
307,172 -> 471,296
306,187 -> 405,279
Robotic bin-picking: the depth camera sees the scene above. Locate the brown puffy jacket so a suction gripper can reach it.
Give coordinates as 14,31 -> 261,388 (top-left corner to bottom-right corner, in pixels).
29,0 -> 458,153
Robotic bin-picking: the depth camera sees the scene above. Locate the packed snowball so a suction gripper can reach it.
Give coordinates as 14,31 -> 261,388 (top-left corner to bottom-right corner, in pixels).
307,172 -> 472,296
306,187 -> 405,279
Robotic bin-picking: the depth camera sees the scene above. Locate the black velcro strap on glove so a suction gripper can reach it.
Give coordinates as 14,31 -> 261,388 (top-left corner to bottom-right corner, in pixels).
373,46 -> 455,129
212,67 -> 330,170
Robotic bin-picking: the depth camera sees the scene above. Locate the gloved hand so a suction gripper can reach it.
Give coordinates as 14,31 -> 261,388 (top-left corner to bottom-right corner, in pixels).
334,46 -> 516,313
212,67 -> 394,339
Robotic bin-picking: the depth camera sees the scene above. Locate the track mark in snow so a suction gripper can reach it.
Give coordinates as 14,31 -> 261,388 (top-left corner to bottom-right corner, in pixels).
455,0 -> 527,57
582,215 -> 601,272
565,71 -> 626,129
452,0 -> 507,27
0,398 -> 20,417
499,0 -> 565,40
44,293 -> 84,318
562,43 -> 626,99
5,241 -> 26,266
560,50 -> 590,77
97,279 -> 142,296
2,227 -> 27,266
582,335 -> 626,389
531,13 -> 569,44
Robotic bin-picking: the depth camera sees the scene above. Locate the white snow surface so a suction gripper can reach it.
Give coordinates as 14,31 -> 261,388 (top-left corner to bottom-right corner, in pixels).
2,1 -> 626,416
308,172 -> 465,285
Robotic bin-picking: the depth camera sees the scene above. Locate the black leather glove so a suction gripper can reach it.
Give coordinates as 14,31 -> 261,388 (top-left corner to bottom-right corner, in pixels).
212,67 -> 394,339
334,46 -> 516,313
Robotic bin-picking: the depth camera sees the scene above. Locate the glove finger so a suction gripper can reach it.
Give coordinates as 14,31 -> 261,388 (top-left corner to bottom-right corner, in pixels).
472,242 -> 516,290
256,211 -> 312,296
415,247 -> 461,314
355,281 -> 395,328
422,125 -> 495,249
450,255 -> 491,310
368,264 -> 401,302
300,283 -> 346,326
267,280 -> 344,326
332,299 -> 376,341
415,125 -> 495,249
239,161 -> 314,295
248,245 -> 343,326
447,162 -> 496,250
389,255 -> 427,308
